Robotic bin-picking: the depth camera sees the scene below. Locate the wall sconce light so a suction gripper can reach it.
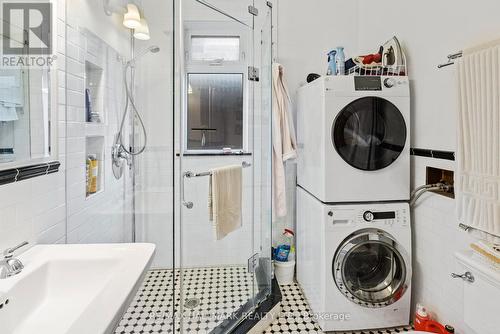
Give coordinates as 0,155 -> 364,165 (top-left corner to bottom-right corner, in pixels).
134,18 -> 150,40
123,4 -> 141,29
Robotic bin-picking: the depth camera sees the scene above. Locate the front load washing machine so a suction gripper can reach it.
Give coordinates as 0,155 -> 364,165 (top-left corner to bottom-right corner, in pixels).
296,186 -> 412,331
297,75 -> 410,203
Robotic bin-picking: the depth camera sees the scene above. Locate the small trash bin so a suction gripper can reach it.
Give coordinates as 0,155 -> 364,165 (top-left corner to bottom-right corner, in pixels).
274,260 -> 295,285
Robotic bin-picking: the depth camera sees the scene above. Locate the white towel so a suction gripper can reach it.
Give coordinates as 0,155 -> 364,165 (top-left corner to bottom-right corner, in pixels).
0,104 -> 18,121
208,165 -> 242,240
272,63 -> 297,219
456,40 -> 500,242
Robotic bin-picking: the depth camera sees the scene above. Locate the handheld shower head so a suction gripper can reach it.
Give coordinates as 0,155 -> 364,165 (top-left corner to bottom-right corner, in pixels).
127,45 -> 160,65
149,46 -> 160,53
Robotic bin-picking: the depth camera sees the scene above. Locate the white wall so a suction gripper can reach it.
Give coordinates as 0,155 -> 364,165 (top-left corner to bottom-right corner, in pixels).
276,0 -> 359,98
279,1 -> 500,332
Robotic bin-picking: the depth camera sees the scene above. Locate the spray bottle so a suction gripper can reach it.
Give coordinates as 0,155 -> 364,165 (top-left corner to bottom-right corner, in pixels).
327,50 -> 337,76
335,46 -> 346,75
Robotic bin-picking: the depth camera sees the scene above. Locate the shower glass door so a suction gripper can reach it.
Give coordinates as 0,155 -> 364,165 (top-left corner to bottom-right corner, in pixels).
177,0 -> 273,332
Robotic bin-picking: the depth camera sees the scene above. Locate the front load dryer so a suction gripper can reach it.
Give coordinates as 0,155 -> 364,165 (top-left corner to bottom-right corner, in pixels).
296,186 -> 412,332
297,75 -> 410,202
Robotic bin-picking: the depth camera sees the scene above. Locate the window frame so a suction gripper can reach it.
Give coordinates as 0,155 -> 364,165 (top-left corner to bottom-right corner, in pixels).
183,21 -> 250,155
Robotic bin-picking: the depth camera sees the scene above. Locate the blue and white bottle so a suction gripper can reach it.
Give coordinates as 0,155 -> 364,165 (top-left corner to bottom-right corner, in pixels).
335,47 -> 346,76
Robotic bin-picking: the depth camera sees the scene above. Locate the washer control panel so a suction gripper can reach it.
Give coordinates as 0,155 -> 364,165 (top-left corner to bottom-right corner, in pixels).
329,206 -> 409,227
359,208 -> 409,227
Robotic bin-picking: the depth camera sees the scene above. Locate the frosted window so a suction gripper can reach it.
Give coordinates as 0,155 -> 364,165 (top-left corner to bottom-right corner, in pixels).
191,36 -> 240,62
187,73 -> 243,150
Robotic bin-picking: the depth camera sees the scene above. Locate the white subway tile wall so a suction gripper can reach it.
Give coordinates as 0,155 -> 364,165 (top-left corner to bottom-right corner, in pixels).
411,156 -> 477,333
0,0 -> 133,251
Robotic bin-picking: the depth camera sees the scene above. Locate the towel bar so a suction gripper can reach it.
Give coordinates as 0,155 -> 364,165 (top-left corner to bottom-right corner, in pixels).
184,161 -> 251,179
181,162 -> 251,209
438,51 -> 463,68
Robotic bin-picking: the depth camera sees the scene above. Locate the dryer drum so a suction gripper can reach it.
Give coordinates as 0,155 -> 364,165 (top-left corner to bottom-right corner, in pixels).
332,229 -> 410,308
332,96 -> 407,171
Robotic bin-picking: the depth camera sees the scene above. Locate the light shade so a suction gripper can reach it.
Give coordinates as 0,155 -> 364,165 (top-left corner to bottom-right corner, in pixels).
134,18 -> 150,40
123,4 -> 141,29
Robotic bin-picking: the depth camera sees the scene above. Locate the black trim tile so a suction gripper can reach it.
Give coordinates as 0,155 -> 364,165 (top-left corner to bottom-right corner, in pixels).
411,148 -> 455,161
0,161 -> 60,186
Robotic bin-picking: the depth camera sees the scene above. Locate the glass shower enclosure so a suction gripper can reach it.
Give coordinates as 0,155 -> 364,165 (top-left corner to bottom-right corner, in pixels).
176,0 -> 273,332
63,0 -> 273,332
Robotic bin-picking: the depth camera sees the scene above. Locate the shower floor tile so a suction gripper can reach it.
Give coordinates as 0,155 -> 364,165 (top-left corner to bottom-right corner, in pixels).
114,266 -> 257,334
115,270 -> 413,334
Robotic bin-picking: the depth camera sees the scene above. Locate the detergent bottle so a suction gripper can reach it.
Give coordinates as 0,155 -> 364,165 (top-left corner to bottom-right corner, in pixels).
414,303 -> 430,330
327,50 -> 337,76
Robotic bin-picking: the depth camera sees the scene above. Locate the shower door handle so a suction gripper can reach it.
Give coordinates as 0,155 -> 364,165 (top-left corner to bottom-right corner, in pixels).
182,172 -> 194,209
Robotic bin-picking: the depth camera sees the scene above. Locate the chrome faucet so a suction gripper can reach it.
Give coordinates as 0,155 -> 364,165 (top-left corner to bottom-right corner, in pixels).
0,241 -> 28,279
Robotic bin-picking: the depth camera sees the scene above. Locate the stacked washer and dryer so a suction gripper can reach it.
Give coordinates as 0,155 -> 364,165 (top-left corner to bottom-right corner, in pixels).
296,75 -> 412,332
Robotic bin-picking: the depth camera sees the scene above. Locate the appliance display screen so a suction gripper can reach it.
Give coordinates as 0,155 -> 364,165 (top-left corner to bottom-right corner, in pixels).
373,211 -> 396,220
354,76 -> 382,91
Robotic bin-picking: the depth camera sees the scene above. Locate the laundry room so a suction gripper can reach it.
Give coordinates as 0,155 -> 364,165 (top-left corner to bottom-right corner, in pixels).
273,0 -> 500,333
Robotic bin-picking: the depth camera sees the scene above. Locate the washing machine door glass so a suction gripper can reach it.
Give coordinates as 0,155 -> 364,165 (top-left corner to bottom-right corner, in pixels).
332,97 -> 407,171
332,229 -> 410,308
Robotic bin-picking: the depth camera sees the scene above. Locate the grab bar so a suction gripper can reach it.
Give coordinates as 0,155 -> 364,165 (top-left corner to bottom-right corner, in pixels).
182,161 -> 251,209
182,171 -> 194,209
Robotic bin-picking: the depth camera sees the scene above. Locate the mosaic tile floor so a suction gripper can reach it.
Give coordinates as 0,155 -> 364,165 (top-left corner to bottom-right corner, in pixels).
114,267 -> 257,334
115,269 -> 413,334
264,283 -> 413,334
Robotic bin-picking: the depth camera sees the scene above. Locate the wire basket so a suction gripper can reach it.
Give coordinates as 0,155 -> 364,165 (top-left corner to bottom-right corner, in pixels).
347,52 -> 408,76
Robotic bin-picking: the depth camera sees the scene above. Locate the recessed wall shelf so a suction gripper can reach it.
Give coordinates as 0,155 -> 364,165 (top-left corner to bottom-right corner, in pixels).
85,136 -> 105,198
85,60 -> 104,124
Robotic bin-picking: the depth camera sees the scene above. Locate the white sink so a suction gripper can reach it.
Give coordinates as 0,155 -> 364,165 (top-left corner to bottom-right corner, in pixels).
0,243 -> 155,334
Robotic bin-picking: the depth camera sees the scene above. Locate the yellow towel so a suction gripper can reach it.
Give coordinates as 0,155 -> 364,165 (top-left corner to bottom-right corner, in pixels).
208,165 -> 242,240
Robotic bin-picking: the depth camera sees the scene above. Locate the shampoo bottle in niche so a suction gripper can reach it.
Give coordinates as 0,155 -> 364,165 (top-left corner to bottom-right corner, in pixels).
326,50 -> 337,76
87,154 -> 98,195
335,47 -> 346,75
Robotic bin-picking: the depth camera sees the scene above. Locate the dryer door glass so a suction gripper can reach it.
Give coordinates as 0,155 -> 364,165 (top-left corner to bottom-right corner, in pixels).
333,230 -> 409,307
332,97 -> 407,171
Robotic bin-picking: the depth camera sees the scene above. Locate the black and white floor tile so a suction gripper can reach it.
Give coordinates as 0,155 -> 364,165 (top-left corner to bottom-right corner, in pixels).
264,283 -> 414,334
114,267 -> 257,334
115,269 -> 412,334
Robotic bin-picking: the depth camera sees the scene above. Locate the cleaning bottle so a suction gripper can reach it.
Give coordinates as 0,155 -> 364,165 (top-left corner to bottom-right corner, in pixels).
327,50 -> 337,76
275,229 -> 295,262
414,303 -> 430,330
335,46 -> 346,75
